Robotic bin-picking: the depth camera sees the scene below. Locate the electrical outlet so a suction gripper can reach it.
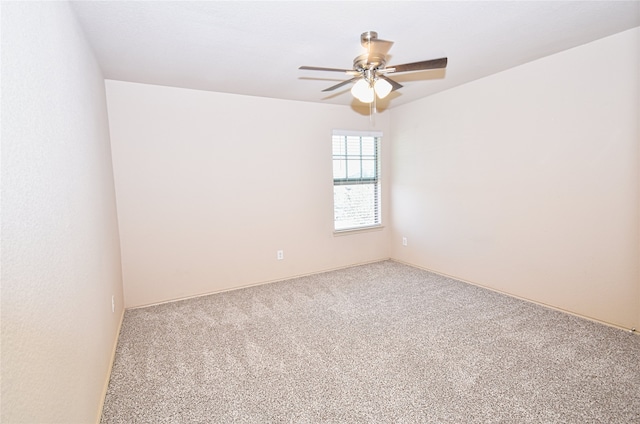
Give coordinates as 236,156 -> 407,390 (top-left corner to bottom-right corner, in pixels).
111,295 -> 115,313
402,237 -> 408,246
277,250 -> 284,260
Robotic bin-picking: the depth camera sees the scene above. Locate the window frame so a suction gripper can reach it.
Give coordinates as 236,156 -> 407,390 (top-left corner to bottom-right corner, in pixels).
332,130 -> 383,233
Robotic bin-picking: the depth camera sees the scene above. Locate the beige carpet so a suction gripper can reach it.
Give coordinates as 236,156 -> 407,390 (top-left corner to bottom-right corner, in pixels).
101,260 -> 640,423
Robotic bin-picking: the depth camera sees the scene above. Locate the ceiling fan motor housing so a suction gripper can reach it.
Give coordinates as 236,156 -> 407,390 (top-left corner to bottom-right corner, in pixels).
354,54 -> 386,73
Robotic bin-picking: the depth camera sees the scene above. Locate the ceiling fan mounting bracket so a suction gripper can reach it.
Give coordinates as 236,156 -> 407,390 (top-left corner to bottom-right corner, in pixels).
360,31 -> 379,47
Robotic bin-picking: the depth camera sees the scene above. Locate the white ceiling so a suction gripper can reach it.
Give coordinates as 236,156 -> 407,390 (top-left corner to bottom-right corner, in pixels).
70,1 -> 640,109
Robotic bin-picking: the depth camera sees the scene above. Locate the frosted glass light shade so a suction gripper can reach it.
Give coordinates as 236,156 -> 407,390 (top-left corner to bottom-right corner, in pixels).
351,79 -> 374,103
374,78 -> 393,99
357,87 -> 375,103
351,79 -> 369,98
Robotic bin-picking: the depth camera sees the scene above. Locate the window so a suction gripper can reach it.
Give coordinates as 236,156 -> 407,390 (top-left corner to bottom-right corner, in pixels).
332,130 -> 382,231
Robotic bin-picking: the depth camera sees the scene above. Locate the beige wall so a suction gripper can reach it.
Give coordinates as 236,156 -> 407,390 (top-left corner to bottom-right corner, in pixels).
105,80 -> 391,308
390,28 -> 640,329
1,2 -> 124,423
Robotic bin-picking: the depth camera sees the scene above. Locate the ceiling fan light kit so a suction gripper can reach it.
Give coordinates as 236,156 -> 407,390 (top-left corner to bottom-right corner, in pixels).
351,78 -> 392,104
300,31 -> 448,105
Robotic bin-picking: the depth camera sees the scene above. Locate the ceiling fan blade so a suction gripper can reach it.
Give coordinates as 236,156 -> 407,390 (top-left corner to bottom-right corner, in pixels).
379,75 -> 403,92
367,39 -> 394,57
322,77 -> 359,92
388,57 -> 448,73
299,66 -> 351,73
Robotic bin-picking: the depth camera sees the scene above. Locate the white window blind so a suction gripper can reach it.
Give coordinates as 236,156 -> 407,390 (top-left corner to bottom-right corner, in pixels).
332,131 -> 381,231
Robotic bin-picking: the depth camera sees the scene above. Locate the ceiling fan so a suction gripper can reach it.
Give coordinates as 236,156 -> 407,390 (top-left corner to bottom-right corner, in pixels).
299,31 -> 447,104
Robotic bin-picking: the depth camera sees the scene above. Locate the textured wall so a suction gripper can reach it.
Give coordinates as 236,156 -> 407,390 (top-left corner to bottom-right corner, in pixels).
389,28 -> 640,329
1,2 -> 124,422
105,80 -> 391,308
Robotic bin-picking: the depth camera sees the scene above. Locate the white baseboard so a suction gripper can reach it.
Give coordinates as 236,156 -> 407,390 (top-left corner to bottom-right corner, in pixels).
390,258 -> 638,335
96,309 -> 125,423
127,257 -> 392,310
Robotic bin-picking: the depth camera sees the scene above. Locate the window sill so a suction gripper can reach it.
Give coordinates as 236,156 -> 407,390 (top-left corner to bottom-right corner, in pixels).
333,225 -> 385,236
